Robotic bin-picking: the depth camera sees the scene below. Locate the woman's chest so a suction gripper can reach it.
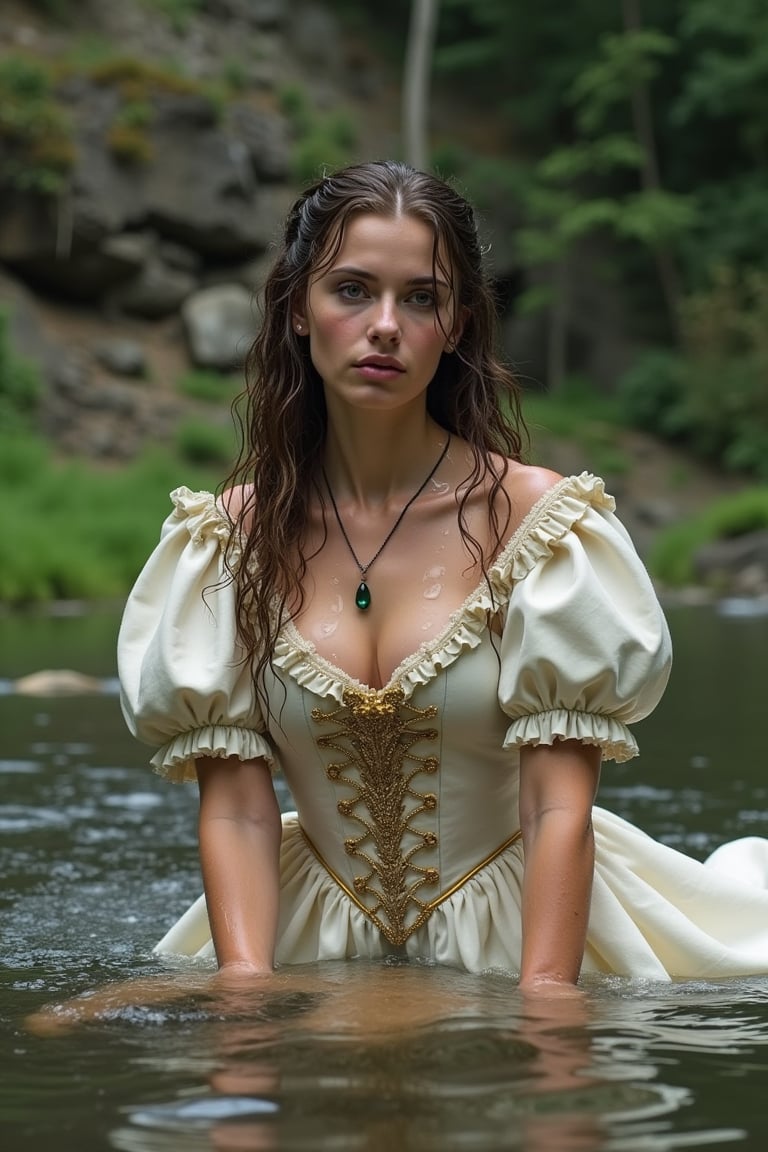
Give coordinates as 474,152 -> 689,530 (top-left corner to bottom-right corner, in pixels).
294,500 -> 493,689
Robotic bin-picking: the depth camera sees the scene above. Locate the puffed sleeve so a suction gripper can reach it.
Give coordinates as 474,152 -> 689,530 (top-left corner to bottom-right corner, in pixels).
497,473 -> 672,762
117,486 -> 276,782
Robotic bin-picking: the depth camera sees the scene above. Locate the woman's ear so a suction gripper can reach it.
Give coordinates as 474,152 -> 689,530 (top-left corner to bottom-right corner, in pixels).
448,305 -> 469,351
291,303 -> 308,336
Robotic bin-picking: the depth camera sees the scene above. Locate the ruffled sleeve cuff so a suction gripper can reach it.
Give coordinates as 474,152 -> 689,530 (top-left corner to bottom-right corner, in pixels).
503,709 -> 639,764
150,724 -> 277,783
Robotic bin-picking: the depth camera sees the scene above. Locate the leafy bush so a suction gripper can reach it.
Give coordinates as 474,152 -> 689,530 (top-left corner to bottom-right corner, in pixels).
278,83 -> 357,183
176,418 -> 236,466
649,487 -> 768,586
618,267 -> 768,480
617,348 -> 689,441
0,310 -> 41,429
0,433 -> 222,604
177,370 -> 240,404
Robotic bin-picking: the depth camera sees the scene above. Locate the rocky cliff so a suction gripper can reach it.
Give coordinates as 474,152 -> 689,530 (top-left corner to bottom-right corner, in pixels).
0,0 -> 402,459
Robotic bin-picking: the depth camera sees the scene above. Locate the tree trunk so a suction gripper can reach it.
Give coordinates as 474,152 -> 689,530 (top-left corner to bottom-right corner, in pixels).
402,0 -> 439,169
622,0 -> 683,340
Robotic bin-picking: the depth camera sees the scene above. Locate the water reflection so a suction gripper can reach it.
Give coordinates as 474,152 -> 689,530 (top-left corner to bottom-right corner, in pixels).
2,603 -> 768,1151
83,965 -> 760,1152
19,960 -> 767,1152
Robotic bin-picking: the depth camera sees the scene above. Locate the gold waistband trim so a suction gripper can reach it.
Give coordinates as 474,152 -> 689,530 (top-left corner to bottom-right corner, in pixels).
299,826 -> 523,946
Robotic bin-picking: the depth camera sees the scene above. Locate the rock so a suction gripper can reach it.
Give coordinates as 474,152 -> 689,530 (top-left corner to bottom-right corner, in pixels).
228,103 -> 292,182
109,256 -> 197,319
693,531 -> 768,591
95,339 -> 147,377
181,283 -> 257,369
14,670 -> 106,696
633,499 -> 680,528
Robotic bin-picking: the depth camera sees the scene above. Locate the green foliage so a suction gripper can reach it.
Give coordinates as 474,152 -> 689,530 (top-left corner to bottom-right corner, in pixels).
619,266 -> 768,479
515,25 -> 696,295
0,433 -> 222,604
107,123 -> 153,165
86,55 -> 219,163
138,0 -> 204,34
177,370 -> 240,404
523,377 -> 628,475
176,418 -> 236,466
278,83 -> 358,183
87,55 -> 203,97
617,348 -> 689,440
0,310 -> 41,430
0,54 -> 75,193
25,0 -> 72,19
570,30 -> 677,134
650,487 -> 768,586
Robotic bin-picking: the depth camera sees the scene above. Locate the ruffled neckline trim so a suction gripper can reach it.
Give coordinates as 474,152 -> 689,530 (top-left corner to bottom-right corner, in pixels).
273,472 -> 614,702
168,473 -> 613,702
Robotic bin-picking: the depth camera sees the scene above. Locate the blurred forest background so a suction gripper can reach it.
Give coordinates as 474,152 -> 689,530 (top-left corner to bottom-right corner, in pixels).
1,0 -> 768,605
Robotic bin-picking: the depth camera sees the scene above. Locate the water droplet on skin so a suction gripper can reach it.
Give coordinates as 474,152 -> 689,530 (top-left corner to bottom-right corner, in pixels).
330,594 -> 343,614
421,621 -> 433,631
320,620 -> 338,637
423,584 -> 442,600
424,565 -> 446,580
431,479 -> 450,495
442,528 -> 450,536
331,577 -> 340,586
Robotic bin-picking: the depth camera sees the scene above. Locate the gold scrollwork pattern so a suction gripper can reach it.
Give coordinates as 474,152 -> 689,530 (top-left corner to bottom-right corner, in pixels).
310,684 -> 442,946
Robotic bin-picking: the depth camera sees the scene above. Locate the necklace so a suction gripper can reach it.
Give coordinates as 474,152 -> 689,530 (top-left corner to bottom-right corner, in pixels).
322,434 -> 451,611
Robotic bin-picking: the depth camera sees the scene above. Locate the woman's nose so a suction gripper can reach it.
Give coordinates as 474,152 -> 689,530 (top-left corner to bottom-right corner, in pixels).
367,296 -> 401,342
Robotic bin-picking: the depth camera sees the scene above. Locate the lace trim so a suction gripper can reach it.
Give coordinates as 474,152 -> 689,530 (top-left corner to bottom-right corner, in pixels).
167,473 -> 614,701
274,472 -> 612,700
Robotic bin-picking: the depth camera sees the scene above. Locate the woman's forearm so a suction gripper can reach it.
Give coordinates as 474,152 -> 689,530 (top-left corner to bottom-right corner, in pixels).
519,810 -> 595,987
518,739 -> 600,990
196,756 -> 282,971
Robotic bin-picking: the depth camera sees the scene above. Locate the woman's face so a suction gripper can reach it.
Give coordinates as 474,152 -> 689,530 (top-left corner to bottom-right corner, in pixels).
293,212 -> 464,416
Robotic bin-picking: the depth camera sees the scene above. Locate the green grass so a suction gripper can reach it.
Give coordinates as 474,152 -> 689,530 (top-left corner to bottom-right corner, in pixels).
650,487 -> 768,587
522,380 -> 630,475
176,417 -> 238,466
0,430 -> 223,604
177,369 -> 241,404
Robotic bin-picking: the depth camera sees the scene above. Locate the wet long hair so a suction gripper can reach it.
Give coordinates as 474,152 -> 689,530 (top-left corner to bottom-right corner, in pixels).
221,160 -> 528,704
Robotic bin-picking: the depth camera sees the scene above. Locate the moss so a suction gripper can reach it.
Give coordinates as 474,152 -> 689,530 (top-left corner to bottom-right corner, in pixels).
106,122 -> 153,165
0,54 -> 75,193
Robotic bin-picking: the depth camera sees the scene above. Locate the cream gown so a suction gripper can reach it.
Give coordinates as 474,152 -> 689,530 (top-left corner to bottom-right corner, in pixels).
117,473 -> 768,980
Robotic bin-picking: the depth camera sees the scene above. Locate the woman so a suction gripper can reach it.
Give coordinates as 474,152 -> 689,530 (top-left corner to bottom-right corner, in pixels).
118,160 -> 768,992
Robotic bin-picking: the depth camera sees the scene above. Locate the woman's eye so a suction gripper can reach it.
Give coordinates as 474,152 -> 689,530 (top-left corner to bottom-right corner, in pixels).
338,282 -> 366,300
409,289 -> 436,307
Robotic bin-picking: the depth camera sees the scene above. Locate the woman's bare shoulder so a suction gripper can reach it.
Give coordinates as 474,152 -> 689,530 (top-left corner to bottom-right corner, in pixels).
500,460 -> 564,518
219,483 -> 255,529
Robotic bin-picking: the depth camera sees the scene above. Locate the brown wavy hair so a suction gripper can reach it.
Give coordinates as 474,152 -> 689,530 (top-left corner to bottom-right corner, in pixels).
221,160 -> 528,708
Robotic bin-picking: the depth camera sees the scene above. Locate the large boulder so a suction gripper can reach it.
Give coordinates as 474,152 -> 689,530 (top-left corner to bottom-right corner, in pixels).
181,283 -> 257,369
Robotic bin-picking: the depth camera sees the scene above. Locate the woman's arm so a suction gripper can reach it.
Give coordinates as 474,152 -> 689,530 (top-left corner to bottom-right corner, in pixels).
196,754 -> 282,973
518,739 -> 601,991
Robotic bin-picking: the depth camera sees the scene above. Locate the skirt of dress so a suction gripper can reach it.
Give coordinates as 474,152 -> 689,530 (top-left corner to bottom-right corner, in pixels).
153,808 -> 768,980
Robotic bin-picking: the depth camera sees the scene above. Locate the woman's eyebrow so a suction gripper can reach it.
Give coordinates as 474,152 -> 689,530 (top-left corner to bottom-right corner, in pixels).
329,264 -> 449,289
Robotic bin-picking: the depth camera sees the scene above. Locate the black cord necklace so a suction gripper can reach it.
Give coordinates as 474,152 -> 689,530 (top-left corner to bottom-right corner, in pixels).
322,434 -> 451,611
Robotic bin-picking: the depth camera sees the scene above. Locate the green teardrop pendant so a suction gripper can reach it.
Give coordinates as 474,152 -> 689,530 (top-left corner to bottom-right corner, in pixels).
355,580 -> 371,611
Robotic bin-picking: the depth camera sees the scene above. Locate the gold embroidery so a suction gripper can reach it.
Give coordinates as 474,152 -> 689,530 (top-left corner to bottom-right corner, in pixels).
302,826 -> 523,938
310,685 -> 445,946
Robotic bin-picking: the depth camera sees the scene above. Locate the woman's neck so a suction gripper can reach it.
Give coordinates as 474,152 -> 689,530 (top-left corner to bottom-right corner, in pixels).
321,413 -> 449,508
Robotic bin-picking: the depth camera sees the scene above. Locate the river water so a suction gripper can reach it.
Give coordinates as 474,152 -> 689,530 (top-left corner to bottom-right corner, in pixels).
2,602 -> 768,1151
